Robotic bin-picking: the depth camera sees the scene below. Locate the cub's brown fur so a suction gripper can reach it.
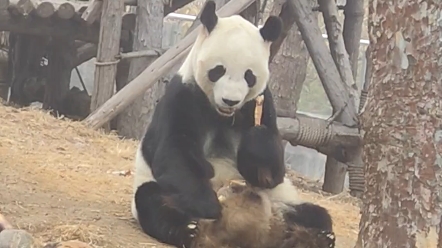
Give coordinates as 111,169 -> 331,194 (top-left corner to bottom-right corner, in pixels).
191,183 -> 335,248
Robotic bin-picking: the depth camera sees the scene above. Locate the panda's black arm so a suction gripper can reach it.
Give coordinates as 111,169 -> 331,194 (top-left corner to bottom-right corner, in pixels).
237,87 -> 286,189
141,78 -> 222,218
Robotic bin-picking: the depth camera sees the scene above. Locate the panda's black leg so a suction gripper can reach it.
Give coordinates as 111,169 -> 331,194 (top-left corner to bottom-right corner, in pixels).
283,202 -> 333,231
135,182 -> 198,248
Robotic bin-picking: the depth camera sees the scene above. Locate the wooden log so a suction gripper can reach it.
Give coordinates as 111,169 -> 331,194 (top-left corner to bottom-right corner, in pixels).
8,0 -> 36,16
34,1 -> 53,18
318,0 -> 358,103
117,49 -> 163,60
55,2 -> 76,19
0,5 -> 99,43
342,0 -> 364,80
81,0 -> 101,24
74,42 -> 96,67
83,0 -> 195,25
83,0 -> 256,129
90,0 -> 124,131
277,114 -> 361,162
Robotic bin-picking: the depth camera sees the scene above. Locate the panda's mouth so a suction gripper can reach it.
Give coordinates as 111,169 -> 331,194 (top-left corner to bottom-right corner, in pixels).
216,107 -> 235,117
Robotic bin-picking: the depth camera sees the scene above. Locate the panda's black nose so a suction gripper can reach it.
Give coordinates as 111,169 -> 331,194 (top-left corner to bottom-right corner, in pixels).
222,98 -> 240,107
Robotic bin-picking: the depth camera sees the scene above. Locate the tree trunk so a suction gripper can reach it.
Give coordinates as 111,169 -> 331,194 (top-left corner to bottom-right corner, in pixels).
268,22 -> 307,118
116,0 -> 164,139
356,1 -> 442,247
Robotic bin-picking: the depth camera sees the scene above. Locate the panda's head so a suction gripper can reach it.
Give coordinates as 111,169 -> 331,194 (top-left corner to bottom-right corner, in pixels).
178,1 -> 282,117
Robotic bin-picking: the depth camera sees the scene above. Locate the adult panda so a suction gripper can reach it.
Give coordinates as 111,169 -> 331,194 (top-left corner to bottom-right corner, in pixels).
131,1 -> 334,247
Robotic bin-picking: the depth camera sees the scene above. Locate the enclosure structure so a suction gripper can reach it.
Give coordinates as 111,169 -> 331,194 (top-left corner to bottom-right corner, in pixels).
0,0 -> 366,197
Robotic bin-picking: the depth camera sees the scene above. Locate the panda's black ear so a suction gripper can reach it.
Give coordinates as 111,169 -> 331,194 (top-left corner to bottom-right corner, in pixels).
260,16 -> 283,42
200,0 -> 218,34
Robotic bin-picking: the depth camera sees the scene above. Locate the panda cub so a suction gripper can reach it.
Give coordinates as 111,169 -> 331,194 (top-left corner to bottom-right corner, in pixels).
192,180 -> 335,248
132,1 -> 335,247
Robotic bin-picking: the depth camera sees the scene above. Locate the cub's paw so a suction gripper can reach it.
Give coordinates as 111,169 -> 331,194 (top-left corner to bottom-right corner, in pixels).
237,126 -> 285,188
317,230 -> 336,248
182,220 -> 199,248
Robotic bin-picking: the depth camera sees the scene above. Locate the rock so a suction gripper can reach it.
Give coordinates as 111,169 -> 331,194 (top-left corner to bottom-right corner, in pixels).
0,214 -> 13,232
43,240 -> 93,248
0,229 -> 34,248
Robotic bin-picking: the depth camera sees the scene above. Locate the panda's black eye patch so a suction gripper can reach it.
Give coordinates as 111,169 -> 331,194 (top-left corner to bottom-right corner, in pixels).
208,65 -> 226,82
244,69 -> 256,87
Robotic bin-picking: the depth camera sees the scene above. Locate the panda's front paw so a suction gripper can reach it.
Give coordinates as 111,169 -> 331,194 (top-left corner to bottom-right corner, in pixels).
182,220 -> 199,248
317,230 -> 336,248
237,126 -> 285,188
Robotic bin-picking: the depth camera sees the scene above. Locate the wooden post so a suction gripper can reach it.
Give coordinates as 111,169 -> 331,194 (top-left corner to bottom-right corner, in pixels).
90,0 -> 124,131
83,0 -> 257,129
116,0 -> 165,139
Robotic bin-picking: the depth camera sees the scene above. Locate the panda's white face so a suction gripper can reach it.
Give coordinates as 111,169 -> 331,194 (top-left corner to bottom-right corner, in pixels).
178,2 -> 282,117
195,17 -> 271,116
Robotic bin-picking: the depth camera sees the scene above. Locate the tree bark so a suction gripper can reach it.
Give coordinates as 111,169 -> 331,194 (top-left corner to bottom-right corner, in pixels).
90,0 -> 124,131
268,0 -> 309,118
356,1 -> 442,247
116,0 -> 165,140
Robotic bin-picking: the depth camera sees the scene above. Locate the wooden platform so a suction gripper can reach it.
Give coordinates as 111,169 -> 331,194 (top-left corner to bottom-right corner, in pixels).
0,0 -> 137,43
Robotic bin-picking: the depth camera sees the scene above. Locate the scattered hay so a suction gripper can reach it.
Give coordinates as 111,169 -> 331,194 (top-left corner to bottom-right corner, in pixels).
40,224 -> 106,247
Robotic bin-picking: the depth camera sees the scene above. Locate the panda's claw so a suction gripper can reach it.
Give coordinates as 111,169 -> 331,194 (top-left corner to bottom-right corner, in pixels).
180,220 -> 199,248
318,230 -> 335,248
187,220 -> 199,238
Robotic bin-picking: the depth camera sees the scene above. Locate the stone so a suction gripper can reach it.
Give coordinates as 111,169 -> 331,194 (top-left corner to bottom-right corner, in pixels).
0,229 -> 34,248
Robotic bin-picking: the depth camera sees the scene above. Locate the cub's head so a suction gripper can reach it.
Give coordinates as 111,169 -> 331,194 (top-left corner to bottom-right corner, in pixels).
179,0 -> 282,117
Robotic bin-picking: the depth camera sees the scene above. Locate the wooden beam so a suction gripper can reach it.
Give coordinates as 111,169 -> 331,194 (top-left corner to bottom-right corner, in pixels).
289,0 -> 361,195
277,114 -> 361,161
74,42 -> 96,67
90,0 -> 124,131
83,0 -> 256,129
8,0 -> 87,19
0,6 -> 99,43
288,0 -> 358,126
81,0 -> 101,25
117,49 -> 163,60
319,0 -> 358,102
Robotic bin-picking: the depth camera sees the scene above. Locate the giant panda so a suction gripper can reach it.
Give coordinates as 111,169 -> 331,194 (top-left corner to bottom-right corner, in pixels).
131,1 -> 335,247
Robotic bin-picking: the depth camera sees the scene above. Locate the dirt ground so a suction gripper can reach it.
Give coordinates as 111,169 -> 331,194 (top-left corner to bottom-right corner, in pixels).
0,104 -> 360,247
